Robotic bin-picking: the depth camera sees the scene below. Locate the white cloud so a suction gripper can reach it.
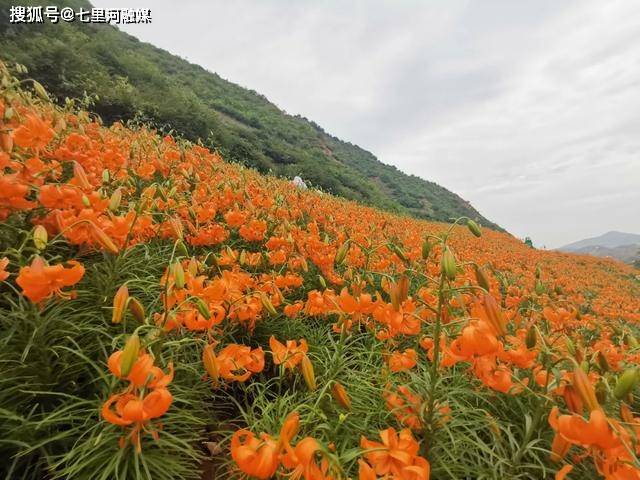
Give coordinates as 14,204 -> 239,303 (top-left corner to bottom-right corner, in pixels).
95,0 -> 640,247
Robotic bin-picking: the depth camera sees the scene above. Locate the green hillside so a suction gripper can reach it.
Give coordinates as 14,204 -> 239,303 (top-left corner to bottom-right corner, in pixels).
0,0 -> 499,229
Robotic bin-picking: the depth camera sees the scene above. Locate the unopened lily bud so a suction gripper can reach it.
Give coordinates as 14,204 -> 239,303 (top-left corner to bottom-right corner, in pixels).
565,337 -> 576,356
128,297 -> 145,323
102,169 -> 110,184
421,239 -> 432,260
168,217 -> 183,240
614,368 -> 639,400
108,188 -> 122,212
525,325 -> 537,349
172,262 -> 185,289
300,354 -> 316,391
202,344 -> 219,387
335,240 -> 350,266
474,265 -> 491,292
299,257 -> 308,272
0,132 -> 12,153
120,333 -> 140,377
391,275 -> 409,310
625,333 -> 639,348
90,223 -> 119,254
318,275 -> 326,289
32,80 -> 49,100
573,366 -> 599,411
33,225 -> 48,251
187,256 -> 199,276
535,279 -> 544,295
112,285 -> 129,324
483,293 -> 507,336
81,195 -> 91,207
441,247 -> 457,281
73,162 -> 91,190
467,219 -> 482,237
331,382 -> 352,410
279,412 -> 300,446
597,352 -> 610,373
260,293 -> 278,316
596,379 -> 608,405
195,297 -> 211,319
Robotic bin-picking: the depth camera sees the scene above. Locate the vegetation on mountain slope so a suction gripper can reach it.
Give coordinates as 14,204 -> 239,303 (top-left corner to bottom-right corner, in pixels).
0,0 -> 499,229
2,62 -> 640,480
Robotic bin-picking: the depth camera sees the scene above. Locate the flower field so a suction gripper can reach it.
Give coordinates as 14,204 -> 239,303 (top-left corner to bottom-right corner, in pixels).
1,62 -> 640,480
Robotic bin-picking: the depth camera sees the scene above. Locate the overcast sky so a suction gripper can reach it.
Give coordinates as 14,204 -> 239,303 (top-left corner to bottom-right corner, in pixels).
94,0 -> 640,248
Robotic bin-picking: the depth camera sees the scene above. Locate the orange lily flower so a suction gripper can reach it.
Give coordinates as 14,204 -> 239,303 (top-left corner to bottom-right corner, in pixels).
360,427 -> 429,479
215,344 -> 265,382
101,388 -> 173,453
230,430 -> 279,480
16,256 -> 85,303
388,349 -> 418,373
270,335 -> 308,370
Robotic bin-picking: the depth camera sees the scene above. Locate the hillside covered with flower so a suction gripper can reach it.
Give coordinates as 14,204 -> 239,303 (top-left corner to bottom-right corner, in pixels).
1,62 -> 640,480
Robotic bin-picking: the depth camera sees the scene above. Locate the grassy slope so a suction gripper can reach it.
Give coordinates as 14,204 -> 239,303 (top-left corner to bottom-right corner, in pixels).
0,0 -> 500,230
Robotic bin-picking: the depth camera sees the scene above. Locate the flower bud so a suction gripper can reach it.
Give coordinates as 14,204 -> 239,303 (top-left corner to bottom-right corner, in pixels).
172,262 -> 185,289
318,275 -> 326,289
33,225 -> 48,251
108,188 -> 122,212
112,284 -> 129,324
3,106 -> 14,121
614,368 -> 639,400
81,195 -> 91,207
441,247 -> 457,281
168,217 -> 183,240
467,219 -> 482,237
335,240 -> 350,266
596,379 -> 608,405
195,297 -> 211,319
202,343 -> 219,387
573,366 -> 599,412
525,325 -> 537,349
482,293 -> 507,336
331,382 -> 352,410
90,223 -> 119,255
625,333 -> 639,348
300,354 -> 316,391
597,352 -> 610,373
535,279 -> 544,295
279,412 -> 300,446
128,297 -> 145,323
260,293 -> 278,317
421,239 -> 432,260
187,257 -> 199,276
102,169 -> 110,184
474,265 -> 491,292
120,334 -> 140,377
32,80 -> 49,100
73,162 -> 91,190
0,132 -> 13,153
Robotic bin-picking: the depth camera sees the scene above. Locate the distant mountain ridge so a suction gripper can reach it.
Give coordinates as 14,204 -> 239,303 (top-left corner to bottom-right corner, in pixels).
559,231 -> 640,265
0,0 -> 500,230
